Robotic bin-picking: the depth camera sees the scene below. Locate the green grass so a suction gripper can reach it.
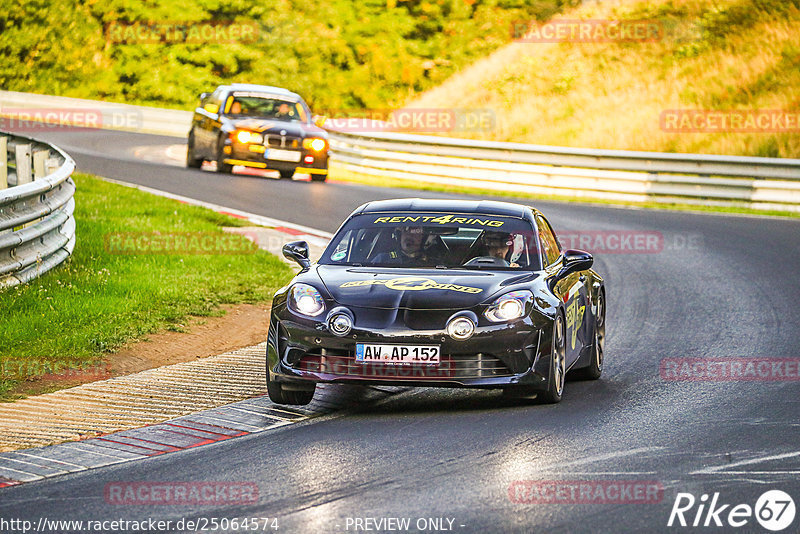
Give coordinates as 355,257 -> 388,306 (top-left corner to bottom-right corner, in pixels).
0,173 -> 294,398
331,167 -> 800,219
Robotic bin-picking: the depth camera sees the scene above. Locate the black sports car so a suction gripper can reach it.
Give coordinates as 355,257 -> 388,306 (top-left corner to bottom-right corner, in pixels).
186,83 -> 329,181
267,199 -> 606,405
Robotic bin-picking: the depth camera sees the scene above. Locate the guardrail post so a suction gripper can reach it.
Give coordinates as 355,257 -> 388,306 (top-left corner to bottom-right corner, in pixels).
0,136 -> 7,190
15,143 -> 32,185
33,149 -> 49,179
45,157 -> 60,176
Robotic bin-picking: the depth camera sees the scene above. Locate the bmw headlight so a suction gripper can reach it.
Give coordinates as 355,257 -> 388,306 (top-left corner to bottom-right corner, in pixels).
289,283 -> 325,316
302,138 -> 328,151
485,290 -> 533,322
235,130 -> 263,144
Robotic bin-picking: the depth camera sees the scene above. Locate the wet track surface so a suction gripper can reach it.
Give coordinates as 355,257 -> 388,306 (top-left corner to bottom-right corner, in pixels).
1,127 -> 799,532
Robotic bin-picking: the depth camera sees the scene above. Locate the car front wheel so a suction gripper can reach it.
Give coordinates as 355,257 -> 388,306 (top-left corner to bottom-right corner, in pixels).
537,312 -> 566,403
216,140 -> 233,174
186,131 -> 203,168
571,290 -> 605,381
266,372 -> 315,405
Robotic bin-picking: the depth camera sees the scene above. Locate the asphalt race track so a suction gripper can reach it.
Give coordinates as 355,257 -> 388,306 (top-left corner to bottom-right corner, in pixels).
1,125 -> 799,533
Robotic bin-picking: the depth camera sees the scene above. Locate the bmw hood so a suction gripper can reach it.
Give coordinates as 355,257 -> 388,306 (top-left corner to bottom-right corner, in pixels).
314,265 -> 536,310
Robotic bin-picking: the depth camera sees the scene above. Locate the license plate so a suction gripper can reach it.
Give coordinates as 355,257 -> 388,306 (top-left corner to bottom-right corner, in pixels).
265,148 -> 301,162
355,344 -> 440,365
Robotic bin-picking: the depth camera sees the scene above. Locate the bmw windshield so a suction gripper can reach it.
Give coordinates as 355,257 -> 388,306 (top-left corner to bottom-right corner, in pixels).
224,92 -> 307,122
320,212 -> 542,270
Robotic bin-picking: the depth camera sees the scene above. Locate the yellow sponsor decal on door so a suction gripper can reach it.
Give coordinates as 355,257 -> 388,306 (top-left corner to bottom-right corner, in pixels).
566,298 -> 585,350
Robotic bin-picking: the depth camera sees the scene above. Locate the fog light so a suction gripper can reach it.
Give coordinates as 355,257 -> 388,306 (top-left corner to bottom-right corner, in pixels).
447,316 -> 475,340
329,313 -> 353,336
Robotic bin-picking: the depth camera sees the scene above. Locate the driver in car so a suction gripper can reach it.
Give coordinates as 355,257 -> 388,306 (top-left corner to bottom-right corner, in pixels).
275,102 -> 292,119
372,226 -> 441,266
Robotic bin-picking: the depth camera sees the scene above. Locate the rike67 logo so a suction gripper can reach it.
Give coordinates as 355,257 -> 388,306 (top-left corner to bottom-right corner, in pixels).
668,490 -> 795,531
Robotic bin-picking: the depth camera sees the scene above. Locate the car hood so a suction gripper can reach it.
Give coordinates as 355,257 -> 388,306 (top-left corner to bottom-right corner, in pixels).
314,265 -> 537,310
226,118 -> 325,137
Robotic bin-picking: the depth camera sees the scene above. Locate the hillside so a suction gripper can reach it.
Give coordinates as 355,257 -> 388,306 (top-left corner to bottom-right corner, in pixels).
407,0 -> 800,158
0,0 -> 568,112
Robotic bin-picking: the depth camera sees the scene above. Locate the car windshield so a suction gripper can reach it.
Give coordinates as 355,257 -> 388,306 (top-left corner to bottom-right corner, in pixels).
225,92 -> 305,122
320,212 -> 542,270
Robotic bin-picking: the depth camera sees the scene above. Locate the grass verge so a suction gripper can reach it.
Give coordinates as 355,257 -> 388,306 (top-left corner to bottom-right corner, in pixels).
330,168 -> 800,219
408,0 -> 800,158
0,173 -> 294,399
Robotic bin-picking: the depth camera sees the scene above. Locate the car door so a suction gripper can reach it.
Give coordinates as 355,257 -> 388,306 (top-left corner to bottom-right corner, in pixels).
537,215 -> 589,368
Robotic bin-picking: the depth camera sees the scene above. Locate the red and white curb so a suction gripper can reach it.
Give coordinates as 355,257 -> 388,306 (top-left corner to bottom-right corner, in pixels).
0,381 -> 405,489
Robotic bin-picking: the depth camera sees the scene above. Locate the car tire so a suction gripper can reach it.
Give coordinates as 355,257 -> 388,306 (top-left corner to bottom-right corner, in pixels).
279,169 -> 294,179
537,311 -> 566,404
266,372 -> 315,405
186,131 -> 203,168
502,311 -> 566,403
571,290 -> 605,381
216,140 -> 233,174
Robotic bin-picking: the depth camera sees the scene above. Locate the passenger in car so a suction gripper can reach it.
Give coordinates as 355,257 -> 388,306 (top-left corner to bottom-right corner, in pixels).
471,231 -> 520,267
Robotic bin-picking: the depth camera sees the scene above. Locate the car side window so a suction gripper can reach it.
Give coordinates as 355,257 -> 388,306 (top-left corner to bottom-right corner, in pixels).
536,216 -> 561,266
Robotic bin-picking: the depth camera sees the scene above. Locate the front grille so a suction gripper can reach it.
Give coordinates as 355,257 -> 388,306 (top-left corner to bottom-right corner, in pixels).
296,349 -> 513,380
264,134 -> 300,148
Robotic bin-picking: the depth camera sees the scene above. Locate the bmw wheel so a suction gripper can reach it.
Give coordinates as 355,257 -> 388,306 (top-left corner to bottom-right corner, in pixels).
186,131 -> 203,168
216,139 -> 233,174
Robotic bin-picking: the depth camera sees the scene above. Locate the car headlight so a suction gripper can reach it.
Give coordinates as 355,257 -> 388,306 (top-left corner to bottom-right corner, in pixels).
302,138 -> 327,151
485,290 -> 532,322
289,283 -> 325,316
235,130 -> 263,144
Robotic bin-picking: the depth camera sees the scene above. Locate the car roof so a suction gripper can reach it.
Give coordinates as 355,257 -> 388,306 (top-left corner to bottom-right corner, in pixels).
353,198 -> 538,218
222,84 -> 303,101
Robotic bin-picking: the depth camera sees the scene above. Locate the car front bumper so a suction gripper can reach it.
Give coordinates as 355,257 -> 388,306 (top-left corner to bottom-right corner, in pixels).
223,142 -> 328,174
267,305 -> 555,390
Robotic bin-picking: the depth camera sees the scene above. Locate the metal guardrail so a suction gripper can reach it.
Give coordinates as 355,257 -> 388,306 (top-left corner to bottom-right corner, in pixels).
325,128 -> 800,212
0,132 -> 76,288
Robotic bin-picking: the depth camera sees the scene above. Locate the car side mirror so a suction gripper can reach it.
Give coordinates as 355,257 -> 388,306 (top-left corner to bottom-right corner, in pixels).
551,249 -> 593,287
312,115 -> 327,127
203,103 -> 219,114
200,92 -> 209,101
283,240 -> 311,269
